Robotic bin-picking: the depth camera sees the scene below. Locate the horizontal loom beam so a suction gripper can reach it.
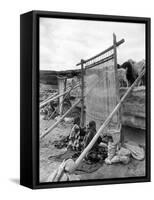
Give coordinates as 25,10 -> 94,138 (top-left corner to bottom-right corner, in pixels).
76,38 -> 125,66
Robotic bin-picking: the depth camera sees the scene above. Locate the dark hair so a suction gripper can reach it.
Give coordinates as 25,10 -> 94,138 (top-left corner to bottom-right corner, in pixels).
88,121 -> 96,128
74,116 -> 80,125
108,136 -> 113,142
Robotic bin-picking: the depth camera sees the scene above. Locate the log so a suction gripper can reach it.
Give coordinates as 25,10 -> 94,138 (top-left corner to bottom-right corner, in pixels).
74,68 -> 145,169
40,99 -> 81,139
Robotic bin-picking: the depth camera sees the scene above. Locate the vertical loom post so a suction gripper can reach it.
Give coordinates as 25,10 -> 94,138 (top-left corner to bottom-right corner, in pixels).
113,33 -> 122,141
80,59 -> 85,128
113,33 -> 120,101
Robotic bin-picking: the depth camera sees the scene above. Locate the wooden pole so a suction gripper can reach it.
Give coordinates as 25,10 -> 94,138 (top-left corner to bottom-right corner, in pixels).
73,68 -> 145,169
113,33 -> 119,101
80,59 -> 85,128
113,33 -> 122,137
40,99 -> 81,139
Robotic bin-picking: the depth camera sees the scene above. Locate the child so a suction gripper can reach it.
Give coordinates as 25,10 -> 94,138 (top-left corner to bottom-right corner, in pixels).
67,117 -> 81,151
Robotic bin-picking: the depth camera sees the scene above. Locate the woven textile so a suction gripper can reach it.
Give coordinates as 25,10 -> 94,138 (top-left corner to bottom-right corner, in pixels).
84,52 -> 120,132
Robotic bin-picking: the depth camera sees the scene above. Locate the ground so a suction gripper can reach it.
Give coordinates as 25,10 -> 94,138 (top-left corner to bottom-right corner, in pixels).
40,115 -> 145,183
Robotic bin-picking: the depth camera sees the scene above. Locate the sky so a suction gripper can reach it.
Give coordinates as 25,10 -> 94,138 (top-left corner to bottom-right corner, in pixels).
40,17 -> 145,71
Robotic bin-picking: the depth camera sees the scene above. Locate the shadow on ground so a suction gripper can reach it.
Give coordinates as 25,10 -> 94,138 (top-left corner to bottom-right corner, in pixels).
9,178 -> 20,185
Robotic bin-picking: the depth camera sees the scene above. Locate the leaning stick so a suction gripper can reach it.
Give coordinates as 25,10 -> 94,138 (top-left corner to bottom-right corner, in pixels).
40,90 -> 69,108
40,99 -> 81,139
40,92 -> 58,107
74,68 -> 145,169
40,83 -> 81,108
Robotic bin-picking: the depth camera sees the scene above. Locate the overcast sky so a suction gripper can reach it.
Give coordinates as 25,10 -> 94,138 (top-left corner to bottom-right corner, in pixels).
40,17 -> 145,71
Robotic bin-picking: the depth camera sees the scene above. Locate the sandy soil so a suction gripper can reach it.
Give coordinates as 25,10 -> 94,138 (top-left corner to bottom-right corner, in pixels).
40,115 -> 145,183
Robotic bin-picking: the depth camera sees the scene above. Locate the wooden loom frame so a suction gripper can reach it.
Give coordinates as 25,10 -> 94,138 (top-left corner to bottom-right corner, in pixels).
79,33 -> 124,131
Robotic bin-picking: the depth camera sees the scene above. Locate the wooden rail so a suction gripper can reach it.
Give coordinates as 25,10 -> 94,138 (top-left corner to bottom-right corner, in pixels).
85,54 -> 114,70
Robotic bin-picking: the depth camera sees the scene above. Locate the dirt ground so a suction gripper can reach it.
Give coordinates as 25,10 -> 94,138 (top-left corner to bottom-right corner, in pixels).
40,115 -> 145,183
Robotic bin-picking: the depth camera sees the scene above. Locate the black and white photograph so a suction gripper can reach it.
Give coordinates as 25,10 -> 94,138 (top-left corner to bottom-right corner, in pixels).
0,0 -> 153,197
39,16 -> 148,183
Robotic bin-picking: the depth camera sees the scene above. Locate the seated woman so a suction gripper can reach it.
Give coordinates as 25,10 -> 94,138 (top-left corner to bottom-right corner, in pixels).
83,121 -> 103,163
84,121 -> 100,149
67,117 -> 81,151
